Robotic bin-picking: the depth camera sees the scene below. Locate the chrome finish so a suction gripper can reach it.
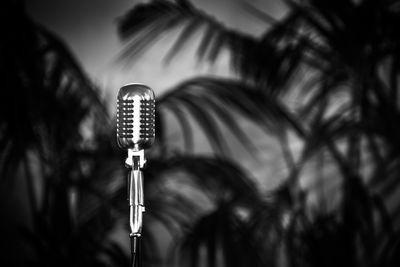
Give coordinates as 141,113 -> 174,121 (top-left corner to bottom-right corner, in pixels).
117,84 -> 155,151
116,83 -> 155,267
128,164 -> 145,236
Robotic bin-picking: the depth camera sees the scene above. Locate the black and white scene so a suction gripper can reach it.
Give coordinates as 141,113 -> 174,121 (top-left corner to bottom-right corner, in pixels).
1,0 -> 400,266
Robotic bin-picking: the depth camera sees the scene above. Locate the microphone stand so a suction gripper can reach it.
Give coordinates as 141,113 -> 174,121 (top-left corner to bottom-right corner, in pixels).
126,149 -> 146,267
117,83 -> 155,267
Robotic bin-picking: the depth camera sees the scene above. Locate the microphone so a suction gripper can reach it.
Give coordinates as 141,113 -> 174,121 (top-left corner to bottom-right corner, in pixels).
117,83 -> 155,152
117,84 -> 155,267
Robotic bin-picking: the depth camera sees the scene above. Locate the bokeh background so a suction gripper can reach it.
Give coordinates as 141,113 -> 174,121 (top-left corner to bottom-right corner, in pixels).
1,0 -> 400,266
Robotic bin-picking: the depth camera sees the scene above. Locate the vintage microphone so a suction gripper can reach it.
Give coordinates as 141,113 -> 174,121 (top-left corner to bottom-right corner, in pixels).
116,84 -> 155,267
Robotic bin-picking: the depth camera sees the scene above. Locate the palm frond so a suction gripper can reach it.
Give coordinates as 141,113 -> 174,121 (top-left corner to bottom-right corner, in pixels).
0,3 -> 121,266
175,203 -> 267,267
171,189 -> 292,267
284,182 -> 397,267
139,156 -> 260,235
117,0 -> 305,91
0,8 -> 108,181
117,0 -> 200,63
156,77 -> 304,156
117,0 -> 235,64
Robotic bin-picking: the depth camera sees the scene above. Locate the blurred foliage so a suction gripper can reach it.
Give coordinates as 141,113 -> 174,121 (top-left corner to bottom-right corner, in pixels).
2,0 -> 400,267
118,0 -> 400,267
0,1 -> 124,266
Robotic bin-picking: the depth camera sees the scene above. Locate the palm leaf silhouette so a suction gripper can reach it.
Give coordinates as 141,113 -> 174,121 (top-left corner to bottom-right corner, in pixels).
116,0 -> 400,266
143,156 -> 264,267
118,0 -> 305,91
0,2 -> 128,266
156,77 -> 304,156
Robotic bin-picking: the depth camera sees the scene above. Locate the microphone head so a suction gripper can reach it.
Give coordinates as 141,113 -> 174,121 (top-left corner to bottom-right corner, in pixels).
117,84 -> 155,151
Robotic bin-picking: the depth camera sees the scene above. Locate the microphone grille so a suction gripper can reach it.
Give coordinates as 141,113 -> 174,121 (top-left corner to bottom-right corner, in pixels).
117,84 -> 155,150
140,99 -> 155,139
117,98 -> 134,139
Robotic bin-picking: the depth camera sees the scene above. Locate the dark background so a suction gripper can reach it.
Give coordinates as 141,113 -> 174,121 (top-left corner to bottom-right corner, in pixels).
1,1 -> 400,267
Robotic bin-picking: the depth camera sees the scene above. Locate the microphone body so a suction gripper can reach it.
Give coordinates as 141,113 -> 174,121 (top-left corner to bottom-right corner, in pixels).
116,84 -> 155,244
117,84 -> 155,152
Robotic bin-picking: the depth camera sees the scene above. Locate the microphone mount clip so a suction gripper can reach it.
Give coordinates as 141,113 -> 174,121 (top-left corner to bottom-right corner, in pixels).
125,149 -> 146,169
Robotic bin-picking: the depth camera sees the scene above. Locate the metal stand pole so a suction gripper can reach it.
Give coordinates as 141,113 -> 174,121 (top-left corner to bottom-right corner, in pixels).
128,155 -> 145,267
